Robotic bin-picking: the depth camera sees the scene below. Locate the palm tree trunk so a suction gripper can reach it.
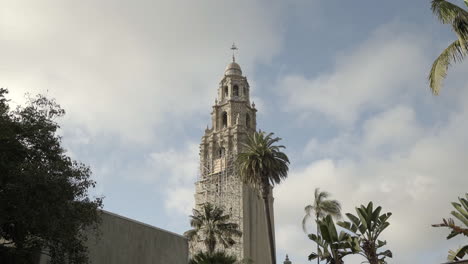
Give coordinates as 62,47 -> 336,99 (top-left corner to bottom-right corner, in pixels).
207,236 -> 216,255
316,215 -> 320,264
262,182 -> 276,264
363,242 -> 378,264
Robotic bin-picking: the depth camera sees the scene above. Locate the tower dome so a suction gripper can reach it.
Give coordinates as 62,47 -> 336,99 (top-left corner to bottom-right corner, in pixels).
224,61 -> 242,76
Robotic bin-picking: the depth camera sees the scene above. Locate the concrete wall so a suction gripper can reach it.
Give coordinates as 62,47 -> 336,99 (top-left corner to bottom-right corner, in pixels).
39,210 -> 188,264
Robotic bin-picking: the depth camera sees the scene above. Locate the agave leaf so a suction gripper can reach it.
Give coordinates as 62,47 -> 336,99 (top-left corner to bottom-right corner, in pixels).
377,249 -> 393,258
372,206 -> 382,221
452,202 -> 468,217
356,208 -> 369,230
346,213 -> 361,227
379,212 -> 392,223
447,229 -> 459,239
319,222 -> 332,242
448,245 -> 468,261
358,224 -> 367,235
377,222 -> 390,236
460,196 -> 468,211
308,252 -> 319,261
337,221 -> 351,230
377,240 -> 387,248
338,221 -> 359,234
451,210 -> 468,227
308,233 -> 319,241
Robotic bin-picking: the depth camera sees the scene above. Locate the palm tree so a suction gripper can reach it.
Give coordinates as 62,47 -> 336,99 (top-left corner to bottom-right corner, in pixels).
429,0 -> 468,95
303,188 -> 342,264
184,203 -> 242,255
308,215 -> 359,264
432,193 -> 468,261
237,131 -> 290,264
337,202 -> 393,264
189,251 -> 237,264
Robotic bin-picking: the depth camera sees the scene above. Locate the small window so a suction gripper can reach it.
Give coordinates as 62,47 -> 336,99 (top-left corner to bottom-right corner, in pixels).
224,86 -> 228,98
246,113 -> 251,128
218,147 -> 225,158
233,85 -> 239,96
243,87 -> 246,96
222,112 -> 228,128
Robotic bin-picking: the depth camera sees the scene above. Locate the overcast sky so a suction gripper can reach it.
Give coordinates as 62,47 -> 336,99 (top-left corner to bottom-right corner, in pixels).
2,0 -> 468,263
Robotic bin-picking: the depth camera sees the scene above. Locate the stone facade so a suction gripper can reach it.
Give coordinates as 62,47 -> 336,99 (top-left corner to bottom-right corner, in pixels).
192,60 -> 274,264
38,210 -> 188,264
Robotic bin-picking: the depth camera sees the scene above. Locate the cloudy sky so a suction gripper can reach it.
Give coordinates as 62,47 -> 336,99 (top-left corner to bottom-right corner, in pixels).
2,0 -> 468,263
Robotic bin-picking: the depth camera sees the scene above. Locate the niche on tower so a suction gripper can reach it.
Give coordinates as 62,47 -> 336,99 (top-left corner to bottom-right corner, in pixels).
224,86 -> 229,99
233,85 -> 239,97
222,111 -> 228,128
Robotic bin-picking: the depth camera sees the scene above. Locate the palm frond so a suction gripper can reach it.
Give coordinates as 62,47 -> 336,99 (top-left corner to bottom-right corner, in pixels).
431,0 -> 468,24
302,205 -> 315,233
237,130 -> 289,190
184,203 -> 242,254
320,200 -> 342,219
429,39 -> 467,95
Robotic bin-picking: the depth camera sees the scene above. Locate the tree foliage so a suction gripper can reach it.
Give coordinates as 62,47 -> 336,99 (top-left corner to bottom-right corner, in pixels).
308,215 -> 359,264
302,188 -> 341,233
184,203 -> 242,255
337,202 -> 392,264
0,88 -> 103,264
432,193 -> 468,261
303,188 -> 341,264
429,0 -> 468,94
237,130 -> 290,264
188,251 -> 237,264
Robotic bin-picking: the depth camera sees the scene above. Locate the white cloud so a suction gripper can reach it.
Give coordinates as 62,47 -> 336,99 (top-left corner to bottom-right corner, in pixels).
1,0 -> 284,143
148,142 -> 199,216
363,105 -> 421,152
274,22 -> 468,264
277,23 -> 429,125
165,187 -> 195,216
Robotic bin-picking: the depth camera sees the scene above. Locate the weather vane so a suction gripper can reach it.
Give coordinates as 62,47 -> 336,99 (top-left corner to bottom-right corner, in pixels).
231,42 -> 238,62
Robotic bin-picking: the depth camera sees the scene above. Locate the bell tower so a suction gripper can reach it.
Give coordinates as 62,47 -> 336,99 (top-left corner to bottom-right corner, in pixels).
192,49 -> 274,264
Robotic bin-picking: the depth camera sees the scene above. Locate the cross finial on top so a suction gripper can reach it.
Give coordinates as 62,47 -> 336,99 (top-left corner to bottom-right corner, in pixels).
231,43 -> 238,62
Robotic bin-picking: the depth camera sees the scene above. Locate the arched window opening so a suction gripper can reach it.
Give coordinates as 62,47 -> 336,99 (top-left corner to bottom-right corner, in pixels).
246,113 -> 251,128
233,85 -> 239,96
224,86 -> 229,98
243,87 -> 247,96
222,112 -> 228,128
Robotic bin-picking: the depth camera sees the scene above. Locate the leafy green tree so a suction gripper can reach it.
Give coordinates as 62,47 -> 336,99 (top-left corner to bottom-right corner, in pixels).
0,88 -> 103,264
237,131 -> 290,264
308,215 -> 358,264
188,251 -> 237,264
184,203 -> 242,255
337,202 -> 392,264
429,0 -> 468,94
432,193 -> 468,261
302,188 -> 341,264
